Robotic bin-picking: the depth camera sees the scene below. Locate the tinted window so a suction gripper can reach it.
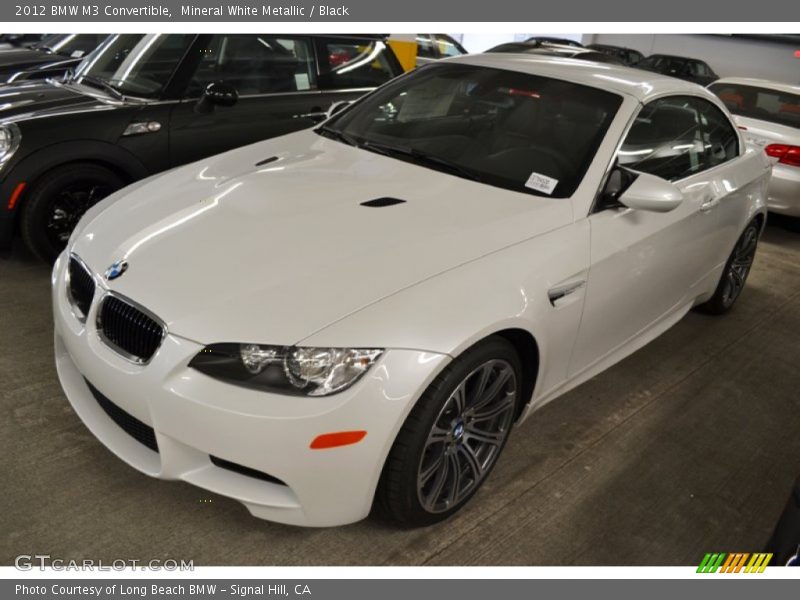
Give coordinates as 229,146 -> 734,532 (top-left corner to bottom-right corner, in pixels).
687,61 -> 712,77
709,82 -> 800,129
434,35 -> 466,57
316,38 -> 399,89
187,35 -> 315,96
75,34 -> 194,98
619,95 -> 738,181
640,55 -> 687,76
324,63 -> 622,198
415,35 -> 437,59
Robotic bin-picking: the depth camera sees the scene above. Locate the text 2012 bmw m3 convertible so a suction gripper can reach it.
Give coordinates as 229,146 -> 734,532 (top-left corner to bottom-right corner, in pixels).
53,55 -> 771,527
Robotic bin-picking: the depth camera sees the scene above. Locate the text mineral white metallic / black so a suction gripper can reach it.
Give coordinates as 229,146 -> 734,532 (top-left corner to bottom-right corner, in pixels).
53,55 -> 771,527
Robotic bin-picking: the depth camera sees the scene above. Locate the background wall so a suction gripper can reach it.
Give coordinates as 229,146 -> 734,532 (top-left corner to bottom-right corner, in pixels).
585,34 -> 800,84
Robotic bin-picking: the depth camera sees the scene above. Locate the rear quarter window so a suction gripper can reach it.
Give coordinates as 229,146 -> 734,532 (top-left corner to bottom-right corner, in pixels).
315,37 -> 402,90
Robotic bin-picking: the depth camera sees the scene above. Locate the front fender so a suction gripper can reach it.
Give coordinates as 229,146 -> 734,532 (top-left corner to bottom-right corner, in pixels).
300,219 -> 590,407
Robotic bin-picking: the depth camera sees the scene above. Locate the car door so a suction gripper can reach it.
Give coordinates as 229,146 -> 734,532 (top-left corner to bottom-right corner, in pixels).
168,34 -> 325,167
569,95 -> 740,377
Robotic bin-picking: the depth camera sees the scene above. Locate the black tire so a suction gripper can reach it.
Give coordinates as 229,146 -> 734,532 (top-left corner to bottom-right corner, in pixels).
376,336 -> 522,527
697,219 -> 761,315
20,162 -> 124,262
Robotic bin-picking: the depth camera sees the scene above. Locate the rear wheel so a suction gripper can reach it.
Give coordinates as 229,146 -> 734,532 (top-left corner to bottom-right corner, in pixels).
376,336 -> 522,527
20,163 -> 124,262
698,220 -> 760,315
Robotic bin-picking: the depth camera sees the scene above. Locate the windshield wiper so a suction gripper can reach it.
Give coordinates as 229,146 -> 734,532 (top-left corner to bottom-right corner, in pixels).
361,141 -> 483,183
316,125 -> 361,148
77,75 -> 124,100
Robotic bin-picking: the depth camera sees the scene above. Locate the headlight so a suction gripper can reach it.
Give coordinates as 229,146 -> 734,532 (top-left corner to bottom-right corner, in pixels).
0,122 -> 21,169
189,343 -> 383,397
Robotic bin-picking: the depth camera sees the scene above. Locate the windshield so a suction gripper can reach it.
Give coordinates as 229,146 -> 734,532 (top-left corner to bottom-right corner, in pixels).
321,63 -> 621,198
34,34 -> 106,58
73,34 -> 194,98
709,83 -> 800,130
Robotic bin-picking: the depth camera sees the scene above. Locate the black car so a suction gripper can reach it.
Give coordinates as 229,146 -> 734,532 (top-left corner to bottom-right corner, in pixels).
524,36 -> 584,48
486,42 -> 626,66
636,54 -> 719,86
0,34 -> 108,83
0,33 -> 404,261
0,34 -> 49,49
586,43 -> 644,66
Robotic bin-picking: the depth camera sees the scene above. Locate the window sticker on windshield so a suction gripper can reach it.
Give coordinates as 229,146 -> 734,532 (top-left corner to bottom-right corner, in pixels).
398,79 -> 455,121
525,172 -> 559,195
71,51 -> 85,58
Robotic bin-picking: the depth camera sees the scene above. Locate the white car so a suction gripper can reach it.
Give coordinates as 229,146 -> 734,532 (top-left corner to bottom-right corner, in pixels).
709,77 -> 800,219
52,55 -> 770,528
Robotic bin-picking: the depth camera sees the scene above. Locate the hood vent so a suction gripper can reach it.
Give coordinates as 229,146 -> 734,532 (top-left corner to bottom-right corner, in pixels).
360,197 -> 406,208
255,156 -> 278,167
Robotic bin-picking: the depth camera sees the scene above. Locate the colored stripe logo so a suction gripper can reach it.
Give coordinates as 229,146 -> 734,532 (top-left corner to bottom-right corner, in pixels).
697,552 -> 773,573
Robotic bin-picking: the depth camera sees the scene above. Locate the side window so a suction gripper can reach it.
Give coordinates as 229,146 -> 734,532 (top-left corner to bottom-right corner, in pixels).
187,35 -> 316,97
692,97 -> 740,166
434,34 -> 465,58
316,38 -> 399,89
618,96 -> 738,181
415,35 -> 437,59
618,96 -> 709,181
689,61 -> 711,77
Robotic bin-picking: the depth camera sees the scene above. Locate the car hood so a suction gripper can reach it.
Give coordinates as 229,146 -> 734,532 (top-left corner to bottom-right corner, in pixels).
0,80 -> 108,122
71,130 -> 573,345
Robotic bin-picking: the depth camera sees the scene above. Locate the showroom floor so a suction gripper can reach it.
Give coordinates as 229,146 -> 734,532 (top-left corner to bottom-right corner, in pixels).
1,219 -> 799,566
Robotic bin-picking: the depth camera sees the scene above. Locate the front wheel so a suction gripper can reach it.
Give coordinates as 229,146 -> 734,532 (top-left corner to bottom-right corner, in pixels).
698,219 -> 760,315
376,336 -> 522,527
20,163 -> 124,262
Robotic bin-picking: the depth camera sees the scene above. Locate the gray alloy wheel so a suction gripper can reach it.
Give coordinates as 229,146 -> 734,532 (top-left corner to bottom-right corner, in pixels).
720,223 -> 759,309
698,219 -> 761,315
416,359 -> 517,514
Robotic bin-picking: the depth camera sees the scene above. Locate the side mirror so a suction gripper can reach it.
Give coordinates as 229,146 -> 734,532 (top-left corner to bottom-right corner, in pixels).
618,171 -> 684,213
326,100 -> 352,119
195,81 -> 238,113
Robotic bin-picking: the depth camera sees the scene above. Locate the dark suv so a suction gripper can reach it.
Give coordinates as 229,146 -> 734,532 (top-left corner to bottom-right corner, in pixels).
0,33 -> 403,261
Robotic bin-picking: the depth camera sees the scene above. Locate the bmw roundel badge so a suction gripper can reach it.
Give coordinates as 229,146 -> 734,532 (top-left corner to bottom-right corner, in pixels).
105,260 -> 128,281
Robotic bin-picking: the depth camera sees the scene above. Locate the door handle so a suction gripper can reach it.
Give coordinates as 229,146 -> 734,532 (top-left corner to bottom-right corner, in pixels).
699,197 -> 720,212
294,107 -> 327,121
548,281 -> 586,307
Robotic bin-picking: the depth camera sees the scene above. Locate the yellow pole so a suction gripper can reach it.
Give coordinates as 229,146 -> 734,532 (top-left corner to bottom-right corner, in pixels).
388,34 -> 418,72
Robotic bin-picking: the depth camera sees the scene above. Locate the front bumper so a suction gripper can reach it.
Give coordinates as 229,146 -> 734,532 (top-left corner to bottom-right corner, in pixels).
767,163 -> 800,217
52,253 -> 449,526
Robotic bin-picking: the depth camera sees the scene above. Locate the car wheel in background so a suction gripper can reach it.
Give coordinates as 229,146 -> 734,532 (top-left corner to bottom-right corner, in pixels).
376,336 -> 522,527
20,163 -> 124,262
698,219 -> 761,315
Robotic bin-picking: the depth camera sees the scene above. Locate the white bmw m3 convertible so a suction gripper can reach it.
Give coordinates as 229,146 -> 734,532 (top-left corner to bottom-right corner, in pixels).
52,55 -> 771,527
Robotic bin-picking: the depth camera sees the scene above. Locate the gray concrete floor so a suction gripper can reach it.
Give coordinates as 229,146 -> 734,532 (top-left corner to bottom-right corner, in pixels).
1,220 -> 799,566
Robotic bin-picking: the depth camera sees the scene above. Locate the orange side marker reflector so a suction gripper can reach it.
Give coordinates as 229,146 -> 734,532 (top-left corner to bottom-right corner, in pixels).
310,430 -> 367,450
8,181 -> 26,210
